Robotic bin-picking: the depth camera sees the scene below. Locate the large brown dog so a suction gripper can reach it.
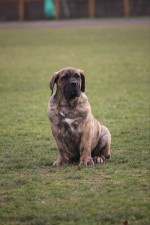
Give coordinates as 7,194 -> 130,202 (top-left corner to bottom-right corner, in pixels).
48,67 -> 111,166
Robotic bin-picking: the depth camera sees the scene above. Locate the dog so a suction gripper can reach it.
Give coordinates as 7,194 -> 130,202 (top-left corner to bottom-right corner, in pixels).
48,67 -> 111,166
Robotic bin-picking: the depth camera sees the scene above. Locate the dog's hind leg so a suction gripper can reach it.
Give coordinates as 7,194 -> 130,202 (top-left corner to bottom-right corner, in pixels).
92,125 -> 111,164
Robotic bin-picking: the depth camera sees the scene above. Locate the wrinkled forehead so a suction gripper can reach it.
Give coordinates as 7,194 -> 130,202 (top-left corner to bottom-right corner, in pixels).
59,67 -> 80,76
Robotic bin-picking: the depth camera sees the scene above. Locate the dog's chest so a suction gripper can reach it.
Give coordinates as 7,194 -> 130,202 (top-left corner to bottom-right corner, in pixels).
49,95 -> 89,139
57,110 -> 82,136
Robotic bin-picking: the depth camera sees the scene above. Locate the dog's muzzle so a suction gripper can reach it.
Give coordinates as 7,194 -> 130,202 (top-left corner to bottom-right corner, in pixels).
64,80 -> 81,100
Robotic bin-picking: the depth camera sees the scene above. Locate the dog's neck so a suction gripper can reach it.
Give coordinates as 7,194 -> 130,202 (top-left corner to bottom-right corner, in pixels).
55,92 -> 79,109
68,98 -> 79,108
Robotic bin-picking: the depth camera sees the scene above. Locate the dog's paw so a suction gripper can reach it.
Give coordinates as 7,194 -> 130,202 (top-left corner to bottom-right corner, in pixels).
93,156 -> 105,164
79,157 -> 94,166
53,160 -> 63,166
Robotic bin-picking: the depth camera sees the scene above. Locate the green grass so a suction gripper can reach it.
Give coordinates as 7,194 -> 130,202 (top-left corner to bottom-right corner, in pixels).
0,21 -> 150,225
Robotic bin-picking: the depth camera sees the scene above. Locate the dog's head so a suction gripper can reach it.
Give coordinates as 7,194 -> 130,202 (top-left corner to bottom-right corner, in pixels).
50,67 -> 85,100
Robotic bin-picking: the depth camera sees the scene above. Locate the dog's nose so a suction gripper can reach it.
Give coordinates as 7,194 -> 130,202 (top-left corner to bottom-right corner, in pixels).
70,81 -> 77,87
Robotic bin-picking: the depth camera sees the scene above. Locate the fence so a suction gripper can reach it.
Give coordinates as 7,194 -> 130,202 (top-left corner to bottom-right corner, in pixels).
0,0 -> 149,21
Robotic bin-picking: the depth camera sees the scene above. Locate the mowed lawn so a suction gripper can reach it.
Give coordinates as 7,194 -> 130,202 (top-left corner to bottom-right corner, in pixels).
0,21 -> 149,225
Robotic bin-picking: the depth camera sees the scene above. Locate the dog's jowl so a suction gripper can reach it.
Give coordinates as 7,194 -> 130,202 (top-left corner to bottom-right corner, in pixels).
48,67 -> 111,166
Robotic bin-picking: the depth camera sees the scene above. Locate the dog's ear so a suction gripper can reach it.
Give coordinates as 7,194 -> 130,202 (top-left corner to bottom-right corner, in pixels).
79,70 -> 85,92
50,72 -> 59,95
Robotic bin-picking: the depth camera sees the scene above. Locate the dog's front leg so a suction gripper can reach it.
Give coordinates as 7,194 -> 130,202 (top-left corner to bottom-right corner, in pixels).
53,146 -> 69,166
52,130 -> 69,166
79,134 -> 94,166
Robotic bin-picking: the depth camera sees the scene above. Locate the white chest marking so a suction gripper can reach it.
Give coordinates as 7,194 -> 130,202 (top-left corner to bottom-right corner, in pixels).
64,118 -> 75,125
59,111 -> 65,118
64,118 -> 76,133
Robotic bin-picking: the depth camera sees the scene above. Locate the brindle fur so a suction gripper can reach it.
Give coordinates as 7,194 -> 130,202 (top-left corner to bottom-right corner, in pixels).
48,67 -> 111,166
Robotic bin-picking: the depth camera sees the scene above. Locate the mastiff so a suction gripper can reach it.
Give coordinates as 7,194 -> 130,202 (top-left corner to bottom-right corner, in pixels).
48,67 -> 111,166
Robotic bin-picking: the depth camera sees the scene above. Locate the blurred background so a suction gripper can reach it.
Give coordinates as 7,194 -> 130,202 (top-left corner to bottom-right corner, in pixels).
0,0 -> 149,21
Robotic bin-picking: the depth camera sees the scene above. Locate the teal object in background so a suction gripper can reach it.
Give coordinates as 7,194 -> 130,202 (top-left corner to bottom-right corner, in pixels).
44,0 -> 55,18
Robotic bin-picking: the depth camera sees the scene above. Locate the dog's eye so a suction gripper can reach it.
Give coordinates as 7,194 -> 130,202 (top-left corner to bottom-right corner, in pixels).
75,74 -> 80,80
62,75 -> 69,80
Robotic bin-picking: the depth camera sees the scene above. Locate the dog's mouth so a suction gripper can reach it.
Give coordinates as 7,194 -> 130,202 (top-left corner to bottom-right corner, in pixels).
70,89 -> 80,99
